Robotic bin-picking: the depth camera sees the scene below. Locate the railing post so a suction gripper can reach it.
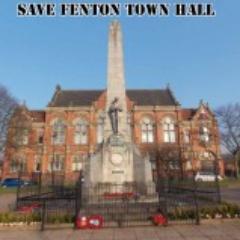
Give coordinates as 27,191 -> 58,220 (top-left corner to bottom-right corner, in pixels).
214,158 -> 222,204
74,171 -> 83,229
164,178 -> 169,226
157,177 -> 168,226
16,170 -> 21,210
193,174 -> 200,225
38,171 -> 42,195
216,179 -> 221,204
41,200 -> 46,231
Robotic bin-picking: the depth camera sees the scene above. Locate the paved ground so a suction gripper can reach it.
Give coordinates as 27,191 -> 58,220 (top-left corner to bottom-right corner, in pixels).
0,220 -> 240,240
221,188 -> 240,205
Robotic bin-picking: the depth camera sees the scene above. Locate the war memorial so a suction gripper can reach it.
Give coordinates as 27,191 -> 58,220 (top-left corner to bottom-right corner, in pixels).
2,21 -> 222,230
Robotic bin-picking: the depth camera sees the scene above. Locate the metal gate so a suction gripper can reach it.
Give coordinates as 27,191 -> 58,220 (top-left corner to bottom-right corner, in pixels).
16,169 -> 221,230
78,182 -> 159,227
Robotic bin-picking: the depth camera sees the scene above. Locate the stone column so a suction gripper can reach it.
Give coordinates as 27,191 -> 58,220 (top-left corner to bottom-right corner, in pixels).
104,21 -> 130,142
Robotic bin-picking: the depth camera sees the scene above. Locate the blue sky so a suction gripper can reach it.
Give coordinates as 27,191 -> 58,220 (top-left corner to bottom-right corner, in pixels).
0,0 -> 239,110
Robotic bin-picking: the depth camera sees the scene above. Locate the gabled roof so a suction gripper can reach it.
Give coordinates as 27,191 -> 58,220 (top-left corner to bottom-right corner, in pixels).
181,101 -> 216,121
192,102 -> 215,121
127,89 -> 179,106
181,109 -> 197,120
49,90 -> 103,107
30,111 -> 45,122
11,106 -> 45,123
48,87 -> 180,107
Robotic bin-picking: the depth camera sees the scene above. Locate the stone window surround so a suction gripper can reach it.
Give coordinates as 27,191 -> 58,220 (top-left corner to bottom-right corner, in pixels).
73,118 -> 89,145
48,154 -> 65,172
199,124 -> 211,144
97,115 -> 105,144
51,119 -> 66,145
162,116 -> 176,143
72,154 -> 86,172
140,116 -> 155,143
10,155 -> 27,173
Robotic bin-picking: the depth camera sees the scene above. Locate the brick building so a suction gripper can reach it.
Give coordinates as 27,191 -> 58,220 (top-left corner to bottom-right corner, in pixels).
2,22 -> 224,181
2,87 -> 224,180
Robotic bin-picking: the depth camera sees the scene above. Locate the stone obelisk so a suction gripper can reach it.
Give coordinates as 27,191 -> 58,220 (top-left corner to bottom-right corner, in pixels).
104,21 -> 129,141
86,22 -> 154,192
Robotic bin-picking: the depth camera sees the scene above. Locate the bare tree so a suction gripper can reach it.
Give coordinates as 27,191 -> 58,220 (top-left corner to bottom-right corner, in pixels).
0,85 -> 18,154
6,106 -> 32,175
153,145 -> 182,179
215,103 -> 240,177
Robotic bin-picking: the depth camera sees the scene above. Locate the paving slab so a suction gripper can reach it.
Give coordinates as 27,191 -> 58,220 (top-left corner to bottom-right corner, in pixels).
154,227 -> 184,240
0,220 -> 240,240
114,228 -> 137,240
133,227 -> 158,240
70,230 -> 93,240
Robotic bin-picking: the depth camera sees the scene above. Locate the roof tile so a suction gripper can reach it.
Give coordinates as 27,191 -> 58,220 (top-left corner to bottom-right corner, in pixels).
49,89 -> 179,107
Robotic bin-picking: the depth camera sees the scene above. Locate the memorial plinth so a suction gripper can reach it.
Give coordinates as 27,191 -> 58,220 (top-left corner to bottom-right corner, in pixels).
84,21 -> 155,195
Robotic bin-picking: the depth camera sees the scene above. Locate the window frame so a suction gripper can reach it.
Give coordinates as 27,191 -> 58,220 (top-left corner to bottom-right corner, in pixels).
183,129 -> 190,144
97,116 -> 105,144
52,119 -> 66,145
74,119 -> 88,145
48,154 -> 64,172
199,125 -> 210,144
163,117 -> 176,143
72,155 -> 85,172
34,155 -> 41,172
141,117 -> 154,143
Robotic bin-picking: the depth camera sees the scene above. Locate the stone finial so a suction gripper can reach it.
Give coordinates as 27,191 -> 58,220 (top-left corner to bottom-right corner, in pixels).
110,19 -> 120,27
56,84 -> 61,92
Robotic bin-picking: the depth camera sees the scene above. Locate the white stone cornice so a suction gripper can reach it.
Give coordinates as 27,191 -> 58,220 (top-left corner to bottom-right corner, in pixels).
133,105 -> 180,111
46,106 -> 92,112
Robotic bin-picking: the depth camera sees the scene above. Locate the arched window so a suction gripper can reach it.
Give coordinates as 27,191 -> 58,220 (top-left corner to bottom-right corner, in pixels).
163,117 -> 176,143
10,155 -> 27,173
10,158 -> 18,173
199,126 -> 210,143
97,116 -> 104,144
74,119 -> 88,144
48,154 -> 64,172
141,117 -> 154,143
72,154 -> 86,171
37,128 -> 44,144
34,155 -> 41,172
22,129 -> 29,145
183,129 -> 190,144
52,119 -> 65,145
15,128 -> 29,145
20,158 -> 27,172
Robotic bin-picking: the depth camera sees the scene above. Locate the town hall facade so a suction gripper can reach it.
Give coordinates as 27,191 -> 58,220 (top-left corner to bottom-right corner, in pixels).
2,21 -> 224,182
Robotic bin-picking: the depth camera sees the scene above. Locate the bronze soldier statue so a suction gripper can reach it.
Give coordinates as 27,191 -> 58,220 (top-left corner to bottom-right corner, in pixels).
108,97 -> 122,134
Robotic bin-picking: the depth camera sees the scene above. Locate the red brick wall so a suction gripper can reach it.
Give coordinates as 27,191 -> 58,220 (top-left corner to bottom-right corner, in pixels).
2,98 -> 224,180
